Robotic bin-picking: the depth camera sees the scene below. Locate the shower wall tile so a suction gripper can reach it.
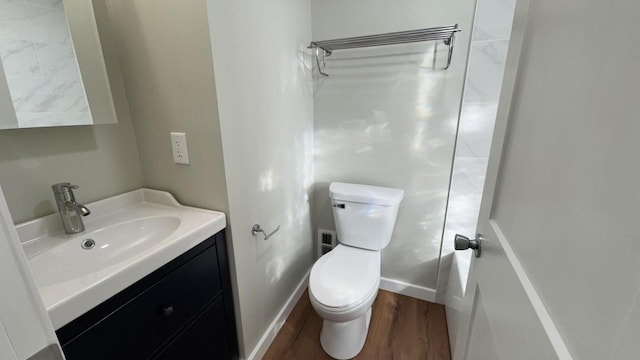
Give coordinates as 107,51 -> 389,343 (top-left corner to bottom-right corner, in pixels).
0,0 -> 91,126
5,77 -> 88,113
442,0 -> 516,305
439,156 -> 487,298
0,2 -> 70,45
463,40 -> 509,103
456,102 -> 498,158
15,113 -> 55,127
54,111 -> 91,124
473,0 -> 516,41
439,156 -> 488,291
36,43 -> 80,79
23,0 -> 64,10
0,40 -> 40,77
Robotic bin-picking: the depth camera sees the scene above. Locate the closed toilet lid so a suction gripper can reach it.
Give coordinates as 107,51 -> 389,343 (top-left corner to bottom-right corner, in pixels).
310,245 -> 380,309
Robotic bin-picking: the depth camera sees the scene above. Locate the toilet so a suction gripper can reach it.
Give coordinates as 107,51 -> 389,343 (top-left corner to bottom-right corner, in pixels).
309,182 -> 404,359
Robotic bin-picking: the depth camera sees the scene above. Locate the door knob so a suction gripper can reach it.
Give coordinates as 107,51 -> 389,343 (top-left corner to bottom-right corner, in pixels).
161,306 -> 175,317
454,233 -> 483,258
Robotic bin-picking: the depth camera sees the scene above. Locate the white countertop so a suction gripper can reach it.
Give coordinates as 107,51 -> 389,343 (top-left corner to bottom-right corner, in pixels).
16,188 -> 226,329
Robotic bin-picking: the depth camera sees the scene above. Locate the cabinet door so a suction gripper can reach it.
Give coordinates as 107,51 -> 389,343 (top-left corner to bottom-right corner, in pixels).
152,298 -> 230,360
61,245 -> 221,360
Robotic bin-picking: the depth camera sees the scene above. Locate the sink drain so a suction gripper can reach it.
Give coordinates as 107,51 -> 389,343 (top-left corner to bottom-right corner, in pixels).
81,239 -> 96,250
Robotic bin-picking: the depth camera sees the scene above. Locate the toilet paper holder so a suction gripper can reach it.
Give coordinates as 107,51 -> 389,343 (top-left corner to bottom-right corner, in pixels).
252,224 -> 280,240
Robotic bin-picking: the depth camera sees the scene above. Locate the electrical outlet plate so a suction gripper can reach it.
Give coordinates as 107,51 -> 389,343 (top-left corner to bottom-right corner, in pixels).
170,132 -> 190,165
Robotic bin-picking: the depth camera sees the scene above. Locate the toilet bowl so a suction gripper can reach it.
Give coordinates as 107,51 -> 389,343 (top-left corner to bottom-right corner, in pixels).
310,244 -> 380,359
309,182 -> 403,359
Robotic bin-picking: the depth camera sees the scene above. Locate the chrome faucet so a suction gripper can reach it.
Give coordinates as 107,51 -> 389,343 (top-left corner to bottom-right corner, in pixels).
52,183 -> 91,234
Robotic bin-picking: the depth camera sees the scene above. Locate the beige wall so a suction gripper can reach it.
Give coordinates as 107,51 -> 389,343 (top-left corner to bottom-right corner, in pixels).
105,0 -> 229,214
0,123 -> 144,224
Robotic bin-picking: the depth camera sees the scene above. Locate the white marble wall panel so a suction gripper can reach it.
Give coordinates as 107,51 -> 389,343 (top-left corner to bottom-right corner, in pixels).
17,112 -> 90,128
0,2 -> 70,45
473,0 -> 516,41
439,156 -> 487,300
0,0 -> 91,127
15,113 -> 53,128
0,40 -> 40,77
442,157 -> 488,253
23,0 -> 64,10
35,43 -> 80,79
456,102 -> 498,158
6,77 -> 88,113
0,59 -> 18,128
442,0 -> 516,309
463,40 -> 510,103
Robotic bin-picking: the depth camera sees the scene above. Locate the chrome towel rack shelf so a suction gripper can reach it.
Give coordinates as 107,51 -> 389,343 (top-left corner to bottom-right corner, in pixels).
308,24 -> 461,76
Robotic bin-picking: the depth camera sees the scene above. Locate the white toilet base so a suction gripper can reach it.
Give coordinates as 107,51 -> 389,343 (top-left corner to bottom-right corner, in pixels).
320,307 -> 372,359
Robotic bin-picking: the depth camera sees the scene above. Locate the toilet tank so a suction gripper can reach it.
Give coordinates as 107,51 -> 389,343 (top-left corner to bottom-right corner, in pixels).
329,182 -> 404,250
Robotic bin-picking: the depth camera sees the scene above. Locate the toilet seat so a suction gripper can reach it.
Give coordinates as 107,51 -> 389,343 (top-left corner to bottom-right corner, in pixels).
309,244 -> 380,312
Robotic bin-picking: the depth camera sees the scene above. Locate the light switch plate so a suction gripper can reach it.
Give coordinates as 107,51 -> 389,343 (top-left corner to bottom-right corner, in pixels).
170,132 -> 190,165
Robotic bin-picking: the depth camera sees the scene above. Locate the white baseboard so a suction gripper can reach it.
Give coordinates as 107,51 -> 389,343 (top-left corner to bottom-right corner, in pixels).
379,277 -> 438,303
245,270 -> 310,360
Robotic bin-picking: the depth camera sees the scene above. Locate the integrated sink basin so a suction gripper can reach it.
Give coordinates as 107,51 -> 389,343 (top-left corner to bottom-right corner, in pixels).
30,216 -> 181,286
17,189 -> 226,329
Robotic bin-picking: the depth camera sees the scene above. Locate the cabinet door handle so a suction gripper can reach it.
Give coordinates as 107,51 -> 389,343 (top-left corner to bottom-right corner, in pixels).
162,306 -> 175,317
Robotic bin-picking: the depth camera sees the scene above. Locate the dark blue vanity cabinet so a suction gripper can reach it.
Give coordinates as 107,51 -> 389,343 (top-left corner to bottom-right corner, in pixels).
56,231 -> 238,360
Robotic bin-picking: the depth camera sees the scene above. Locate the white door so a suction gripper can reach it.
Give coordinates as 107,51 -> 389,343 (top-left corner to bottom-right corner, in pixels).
451,0 -> 640,359
0,185 -> 61,359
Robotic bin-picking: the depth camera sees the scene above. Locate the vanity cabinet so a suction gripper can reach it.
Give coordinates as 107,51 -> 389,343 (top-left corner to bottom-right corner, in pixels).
56,231 -> 238,360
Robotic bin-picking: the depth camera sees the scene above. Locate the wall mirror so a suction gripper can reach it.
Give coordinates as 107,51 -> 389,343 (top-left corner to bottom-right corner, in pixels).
0,0 -> 120,129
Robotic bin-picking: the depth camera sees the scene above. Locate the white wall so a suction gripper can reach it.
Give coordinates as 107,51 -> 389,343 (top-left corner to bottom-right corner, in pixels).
311,0 -> 475,293
206,0 -> 315,358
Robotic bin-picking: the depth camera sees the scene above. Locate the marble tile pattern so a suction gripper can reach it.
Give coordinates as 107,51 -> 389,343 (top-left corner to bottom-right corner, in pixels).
472,0 -> 516,41
439,0 -> 516,298
463,40 -> 510,103
0,0 -> 91,128
456,102 -> 498,158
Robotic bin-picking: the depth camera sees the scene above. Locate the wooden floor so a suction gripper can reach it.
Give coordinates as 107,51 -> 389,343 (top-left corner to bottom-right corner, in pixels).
264,289 -> 451,360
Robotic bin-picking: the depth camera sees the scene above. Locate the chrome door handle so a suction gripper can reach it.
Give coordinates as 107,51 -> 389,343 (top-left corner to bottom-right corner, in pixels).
455,233 -> 483,258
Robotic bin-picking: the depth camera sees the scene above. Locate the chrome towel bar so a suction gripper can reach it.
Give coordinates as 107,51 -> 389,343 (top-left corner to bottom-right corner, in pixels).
308,24 -> 461,76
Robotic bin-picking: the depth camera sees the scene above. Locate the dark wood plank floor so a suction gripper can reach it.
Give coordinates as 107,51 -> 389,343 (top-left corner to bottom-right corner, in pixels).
264,289 -> 451,360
